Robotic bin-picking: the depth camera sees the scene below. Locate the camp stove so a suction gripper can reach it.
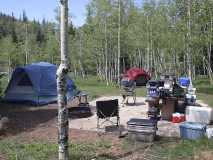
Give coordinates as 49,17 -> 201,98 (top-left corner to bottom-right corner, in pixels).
147,106 -> 161,121
146,80 -> 163,121
145,96 -> 161,122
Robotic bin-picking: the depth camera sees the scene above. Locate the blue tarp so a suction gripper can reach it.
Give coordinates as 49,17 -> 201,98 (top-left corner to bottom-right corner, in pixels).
4,62 -> 78,105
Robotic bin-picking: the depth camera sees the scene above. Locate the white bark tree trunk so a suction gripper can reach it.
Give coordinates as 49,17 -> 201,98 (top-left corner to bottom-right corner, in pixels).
208,17 -> 213,84
25,23 -> 29,65
8,55 -> 11,82
79,31 -> 85,78
146,15 -> 150,71
57,0 -> 69,160
187,0 -> 192,79
117,0 -> 121,84
105,19 -> 109,85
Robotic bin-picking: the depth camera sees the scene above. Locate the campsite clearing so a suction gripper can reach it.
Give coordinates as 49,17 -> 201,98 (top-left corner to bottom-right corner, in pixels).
69,96 -> 180,138
1,92 -> 213,159
0,77 -> 213,160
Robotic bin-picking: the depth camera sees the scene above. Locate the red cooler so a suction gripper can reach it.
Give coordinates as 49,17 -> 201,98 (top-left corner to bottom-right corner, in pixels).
172,113 -> 185,123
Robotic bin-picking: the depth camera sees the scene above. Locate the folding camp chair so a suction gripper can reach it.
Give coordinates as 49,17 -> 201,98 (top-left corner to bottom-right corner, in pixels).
120,79 -> 136,105
96,99 -> 120,133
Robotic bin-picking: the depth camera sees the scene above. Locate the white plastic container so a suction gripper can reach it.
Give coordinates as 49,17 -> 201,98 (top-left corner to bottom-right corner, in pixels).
186,106 -> 213,124
187,87 -> 196,95
206,128 -> 213,139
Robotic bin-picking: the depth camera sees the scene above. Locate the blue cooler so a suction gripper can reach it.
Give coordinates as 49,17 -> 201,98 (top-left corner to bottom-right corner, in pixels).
179,122 -> 206,140
179,77 -> 190,88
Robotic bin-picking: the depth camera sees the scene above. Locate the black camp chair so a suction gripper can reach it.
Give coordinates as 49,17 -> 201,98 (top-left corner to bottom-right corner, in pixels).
96,99 -> 120,133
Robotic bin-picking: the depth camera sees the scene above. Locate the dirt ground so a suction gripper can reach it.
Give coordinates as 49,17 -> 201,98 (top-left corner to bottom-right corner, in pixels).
0,96 -> 210,159
0,96 -> 209,141
0,99 -> 129,158
70,96 -> 180,137
0,101 -> 117,143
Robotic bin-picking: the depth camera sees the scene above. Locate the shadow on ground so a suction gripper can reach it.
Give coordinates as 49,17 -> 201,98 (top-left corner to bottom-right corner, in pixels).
0,102 -> 57,137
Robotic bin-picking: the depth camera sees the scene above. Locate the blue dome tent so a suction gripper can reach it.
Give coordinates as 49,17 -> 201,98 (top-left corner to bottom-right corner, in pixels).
3,62 -> 78,105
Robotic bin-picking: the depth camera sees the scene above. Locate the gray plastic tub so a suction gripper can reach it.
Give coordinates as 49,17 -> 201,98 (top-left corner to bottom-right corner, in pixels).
127,118 -> 157,142
128,131 -> 156,142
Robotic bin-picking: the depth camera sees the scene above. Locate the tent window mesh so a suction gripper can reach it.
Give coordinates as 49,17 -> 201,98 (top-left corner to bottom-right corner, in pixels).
18,73 -> 33,86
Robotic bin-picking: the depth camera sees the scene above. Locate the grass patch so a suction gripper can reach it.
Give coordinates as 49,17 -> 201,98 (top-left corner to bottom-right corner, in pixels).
0,139 -> 113,160
163,138 -> 213,160
197,87 -> 213,95
121,137 -> 213,160
74,76 -> 147,100
197,93 -> 213,107
193,78 -> 213,107
194,78 -> 211,86
194,78 -> 213,95
0,139 -> 57,160
74,76 -> 120,100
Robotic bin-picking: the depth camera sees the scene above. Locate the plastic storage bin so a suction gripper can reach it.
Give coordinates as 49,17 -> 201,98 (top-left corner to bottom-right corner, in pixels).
127,119 -> 157,142
179,77 -> 190,88
128,131 -> 156,142
179,122 -> 206,140
186,106 -> 213,124
206,128 -> 213,139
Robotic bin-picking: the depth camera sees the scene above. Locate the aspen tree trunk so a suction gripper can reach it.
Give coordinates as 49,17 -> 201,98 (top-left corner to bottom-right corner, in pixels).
122,58 -> 125,73
104,19 -> 109,85
184,54 -> 186,75
96,57 -> 99,77
162,51 -> 165,72
208,17 -> 213,84
57,0 -> 69,160
8,55 -> 11,82
25,23 -> 29,65
115,52 -> 118,80
207,43 -> 213,84
153,50 -> 157,78
203,56 -> 206,76
187,0 -> 192,79
101,48 -> 105,80
78,60 -> 85,78
74,63 -> 77,77
173,50 -> 177,75
112,53 -> 115,81
150,23 -> 153,71
52,56 -> 54,64
117,0 -> 121,84
138,49 -> 141,68
98,57 -> 102,79
176,53 -> 180,77
109,33 -> 113,83
79,31 -> 85,78
146,15 -> 150,71
193,65 -> 196,79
